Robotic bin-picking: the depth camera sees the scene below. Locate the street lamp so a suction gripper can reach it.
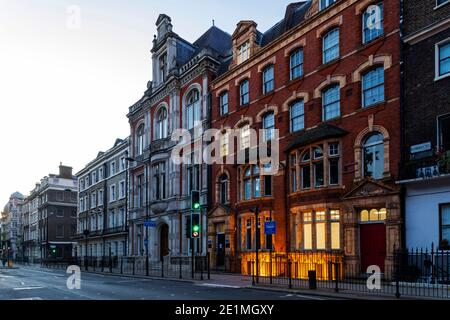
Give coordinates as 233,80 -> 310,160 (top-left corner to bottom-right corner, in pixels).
83,229 -> 90,271
249,206 -> 260,284
126,157 -> 150,277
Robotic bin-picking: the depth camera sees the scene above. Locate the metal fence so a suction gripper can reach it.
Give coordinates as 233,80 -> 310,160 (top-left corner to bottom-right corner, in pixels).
246,248 -> 450,299
39,254 -> 210,281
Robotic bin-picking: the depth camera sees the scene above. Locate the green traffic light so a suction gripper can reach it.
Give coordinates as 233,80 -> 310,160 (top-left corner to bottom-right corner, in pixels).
193,203 -> 200,210
193,225 -> 199,232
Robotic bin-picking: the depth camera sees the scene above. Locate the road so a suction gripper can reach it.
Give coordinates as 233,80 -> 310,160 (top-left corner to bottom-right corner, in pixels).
0,266 -> 330,300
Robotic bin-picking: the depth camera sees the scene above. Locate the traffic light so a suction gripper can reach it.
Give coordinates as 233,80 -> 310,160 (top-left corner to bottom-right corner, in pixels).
191,212 -> 200,238
51,247 -> 57,256
191,190 -> 200,210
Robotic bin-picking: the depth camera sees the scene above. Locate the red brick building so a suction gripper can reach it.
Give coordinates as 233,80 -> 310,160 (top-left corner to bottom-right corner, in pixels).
208,0 -> 402,277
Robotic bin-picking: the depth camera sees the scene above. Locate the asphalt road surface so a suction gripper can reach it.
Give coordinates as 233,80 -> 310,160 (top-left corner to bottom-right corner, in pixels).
0,266 -> 329,301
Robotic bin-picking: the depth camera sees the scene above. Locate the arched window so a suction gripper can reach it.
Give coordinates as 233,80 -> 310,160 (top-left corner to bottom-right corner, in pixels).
323,28 -> 339,64
363,132 -> 384,179
219,91 -> 229,116
136,124 -> 145,156
219,174 -> 228,204
243,165 -> 260,200
290,100 -> 305,132
240,79 -> 249,106
186,89 -> 201,130
362,3 -> 384,44
290,48 -> 304,80
299,146 -> 326,189
155,107 -> 168,140
322,84 -> 340,121
263,112 -> 275,141
262,65 -> 274,94
362,67 -> 385,108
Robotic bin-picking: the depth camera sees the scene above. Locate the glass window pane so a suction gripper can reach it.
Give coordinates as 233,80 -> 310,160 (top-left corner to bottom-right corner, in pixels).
323,28 -> 339,63
329,158 -> 339,185
316,223 -> 326,250
370,209 -> 379,221
441,205 -> 450,225
314,162 -> 324,187
331,222 -> 340,249
304,224 -> 312,250
302,165 -> 311,189
316,211 -> 326,221
254,177 -> 261,198
361,210 -> 369,222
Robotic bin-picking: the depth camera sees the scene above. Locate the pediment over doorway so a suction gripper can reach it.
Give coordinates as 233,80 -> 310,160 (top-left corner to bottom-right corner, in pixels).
208,204 -> 231,219
343,178 -> 399,200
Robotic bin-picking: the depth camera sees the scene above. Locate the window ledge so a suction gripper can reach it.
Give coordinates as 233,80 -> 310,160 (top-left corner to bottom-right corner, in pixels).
434,1 -> 450,10
286,76 -> 305,87
360,101 -> 387,111
435,72 -> 450,82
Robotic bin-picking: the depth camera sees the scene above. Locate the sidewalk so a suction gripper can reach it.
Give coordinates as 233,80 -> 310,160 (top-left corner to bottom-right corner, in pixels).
19,264 -> 440,300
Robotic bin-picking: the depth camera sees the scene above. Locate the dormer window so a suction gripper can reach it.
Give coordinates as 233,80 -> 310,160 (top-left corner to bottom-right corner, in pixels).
320,0 -> 337,11
237,41 -> 250,65
159,53 -> 167,83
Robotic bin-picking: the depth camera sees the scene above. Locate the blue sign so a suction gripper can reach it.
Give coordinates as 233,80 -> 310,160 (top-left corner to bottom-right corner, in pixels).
264,221 -> 276,235
144,221 -> 157,228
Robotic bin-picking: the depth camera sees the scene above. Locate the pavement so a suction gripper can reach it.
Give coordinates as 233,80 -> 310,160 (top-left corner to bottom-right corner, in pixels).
0,265 -> 337,301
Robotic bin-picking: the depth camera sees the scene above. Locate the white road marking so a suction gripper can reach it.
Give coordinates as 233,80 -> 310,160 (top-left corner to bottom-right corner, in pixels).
13,286 -> 45,291
13,297 -> 43,300
198,283 -> 241,289
295,294 -> 325,300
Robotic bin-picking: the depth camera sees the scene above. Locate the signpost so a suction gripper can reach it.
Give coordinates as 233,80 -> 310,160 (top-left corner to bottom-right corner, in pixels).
264,221 -> 276,235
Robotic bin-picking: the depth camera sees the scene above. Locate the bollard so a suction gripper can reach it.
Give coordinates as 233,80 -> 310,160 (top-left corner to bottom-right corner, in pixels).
161,260 -> 164,278
288,260 -> 293,289
120,258 -> 123,275
179,258 -> 182,279
207,253 -> 211,280
132,258 -> 135,276
200,257 -> 204,281
334,263 -> 339,293
308,270 -> 317,290
252,261 -> 256,286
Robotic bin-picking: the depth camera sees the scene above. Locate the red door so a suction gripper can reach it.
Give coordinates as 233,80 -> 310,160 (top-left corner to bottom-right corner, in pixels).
360,223 -> 386,272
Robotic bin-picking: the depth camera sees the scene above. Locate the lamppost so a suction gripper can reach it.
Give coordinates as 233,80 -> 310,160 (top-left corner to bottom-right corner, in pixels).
83,229 -> 90,271
126,157 -> 150,277
250,206 -> 260,284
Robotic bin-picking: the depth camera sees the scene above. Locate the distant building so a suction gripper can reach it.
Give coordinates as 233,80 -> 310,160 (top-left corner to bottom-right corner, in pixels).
1,192 -> 24,259
22,165 -> 78,262
73,138 -> 129,260
399,0 -> 450,250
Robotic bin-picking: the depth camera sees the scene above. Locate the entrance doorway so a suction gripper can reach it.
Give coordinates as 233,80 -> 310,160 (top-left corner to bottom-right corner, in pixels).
360,223 -> 386,272
217,234 -> 225,267
160,224 -> 169,262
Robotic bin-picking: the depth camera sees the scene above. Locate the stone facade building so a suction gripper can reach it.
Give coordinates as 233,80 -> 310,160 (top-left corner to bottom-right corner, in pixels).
1,192 -> 24,259
126,14 -> 231,262
399,0 -> 450,250
74,138 -> 129,260
208,0 -> 402,276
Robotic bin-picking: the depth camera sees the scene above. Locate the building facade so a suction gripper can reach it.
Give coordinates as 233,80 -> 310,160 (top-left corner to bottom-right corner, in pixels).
74,138 -> 129,260
1,192 -> 24,259
22,186 -> 40,262
21,165 -> 78,262
209,0 -> 402,276
126,15 -> 231,262
400,0 -> 450,250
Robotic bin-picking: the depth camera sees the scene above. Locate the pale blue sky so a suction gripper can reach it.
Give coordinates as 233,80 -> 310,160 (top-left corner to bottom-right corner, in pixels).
0,0 -> 297,202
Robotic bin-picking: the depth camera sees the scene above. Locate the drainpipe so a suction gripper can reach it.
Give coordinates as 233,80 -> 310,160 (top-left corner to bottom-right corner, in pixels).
399,0 -> 407,250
